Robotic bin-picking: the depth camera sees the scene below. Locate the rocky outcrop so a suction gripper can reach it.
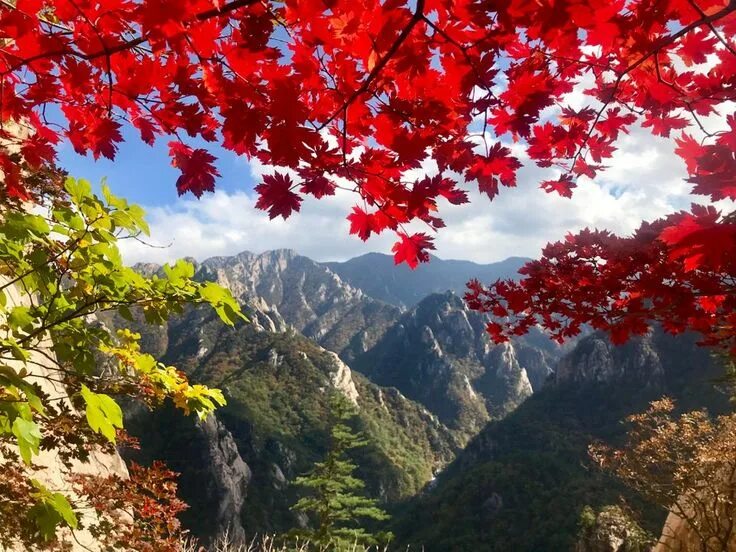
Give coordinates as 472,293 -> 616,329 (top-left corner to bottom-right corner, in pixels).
576,506 -> 652,552
354,291 -> 561,439
326,351 -> 359,405
196,416 -> 251,544
121,405 -> 252,546
194,249 -> 401,362
556,331 -> 664,388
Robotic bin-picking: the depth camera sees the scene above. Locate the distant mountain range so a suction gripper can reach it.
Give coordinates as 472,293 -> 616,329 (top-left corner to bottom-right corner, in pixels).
325,252 -> 529,307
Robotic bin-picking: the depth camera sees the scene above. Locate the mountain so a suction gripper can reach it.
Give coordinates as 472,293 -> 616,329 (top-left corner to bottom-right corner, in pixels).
194,249 -> 401,363
115,249 -> 575,545
353,291 -> 560,441
190,250 -> 556,444
394,329 -> 731,551
121,302 -> 457,545
325,253 -> 529,307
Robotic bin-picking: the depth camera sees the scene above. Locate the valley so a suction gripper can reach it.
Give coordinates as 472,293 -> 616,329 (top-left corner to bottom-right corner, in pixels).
117,249 -> 731,550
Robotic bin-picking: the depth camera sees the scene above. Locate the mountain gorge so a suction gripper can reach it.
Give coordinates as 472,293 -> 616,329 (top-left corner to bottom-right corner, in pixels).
116,249 -> 731,550
117,249 -> 550,545
395,329 -> 731,551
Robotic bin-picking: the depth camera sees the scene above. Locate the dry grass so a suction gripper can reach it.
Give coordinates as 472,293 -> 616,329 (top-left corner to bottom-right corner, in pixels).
180,531 -> 405,552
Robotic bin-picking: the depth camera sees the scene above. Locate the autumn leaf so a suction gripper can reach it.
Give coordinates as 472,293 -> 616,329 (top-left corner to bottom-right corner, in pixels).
168,142 -> 220,198
300,175 -> 336,198
255,172 -> 303,220
541,174 -> 577,198
466,145 -> 522,200
392,232 -> 435,269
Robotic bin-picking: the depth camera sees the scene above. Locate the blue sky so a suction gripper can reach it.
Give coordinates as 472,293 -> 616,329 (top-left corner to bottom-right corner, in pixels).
58,126 -> 252,206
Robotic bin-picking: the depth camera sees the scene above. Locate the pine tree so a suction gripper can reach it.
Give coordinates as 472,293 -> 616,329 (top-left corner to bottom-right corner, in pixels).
290,392 -> 391,550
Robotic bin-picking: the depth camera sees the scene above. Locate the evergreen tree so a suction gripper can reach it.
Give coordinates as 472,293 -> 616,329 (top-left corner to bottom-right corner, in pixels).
290,392 -> 391,550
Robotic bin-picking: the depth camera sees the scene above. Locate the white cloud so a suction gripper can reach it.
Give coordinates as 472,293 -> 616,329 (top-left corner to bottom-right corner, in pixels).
119,124 -> 733,266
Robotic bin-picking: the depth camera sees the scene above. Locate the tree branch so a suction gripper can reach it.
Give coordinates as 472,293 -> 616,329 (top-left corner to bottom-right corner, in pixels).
316,0 -> 426,131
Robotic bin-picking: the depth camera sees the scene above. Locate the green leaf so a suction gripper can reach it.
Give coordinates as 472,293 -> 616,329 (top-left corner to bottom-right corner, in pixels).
8,306 -> 34,331
199,282 -> 247,326
12,417 -> 41,464
64,177 -> 92,204
163,259 -> 195,284
127,204 -> 150,235
30,480 -> 78,540
45,490 -> 78,529
80,385 -> 123,443
25,214 -> 51,237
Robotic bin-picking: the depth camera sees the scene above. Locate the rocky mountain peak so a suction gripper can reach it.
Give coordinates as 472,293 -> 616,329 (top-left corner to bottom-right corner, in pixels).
555,330 -> 664,388
354,292 -> 560,440
192,250 -> 400,361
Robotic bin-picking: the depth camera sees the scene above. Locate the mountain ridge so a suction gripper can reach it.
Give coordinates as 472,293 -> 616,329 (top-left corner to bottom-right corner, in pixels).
325,252 -> 530,307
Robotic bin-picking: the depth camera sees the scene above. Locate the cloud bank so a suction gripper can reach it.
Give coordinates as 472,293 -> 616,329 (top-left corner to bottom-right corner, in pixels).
119,126 -> 721,265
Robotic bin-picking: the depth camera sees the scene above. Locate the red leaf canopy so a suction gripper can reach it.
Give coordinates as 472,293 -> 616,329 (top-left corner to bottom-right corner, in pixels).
1,0 -> 735,351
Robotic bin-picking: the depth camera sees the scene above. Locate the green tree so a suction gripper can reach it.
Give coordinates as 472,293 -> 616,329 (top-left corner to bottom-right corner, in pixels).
291,392 -> 392,550
0,173 -> 245,550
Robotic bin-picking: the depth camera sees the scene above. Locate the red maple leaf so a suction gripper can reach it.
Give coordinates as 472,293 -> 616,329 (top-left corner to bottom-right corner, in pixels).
168,142 -> 220,198
466,145 -> 521,200
540,174 -> 577,198
347,206 -> 394,240
254,172 -> 303,220
300,175 -> 336,199
392,232 -> 435,269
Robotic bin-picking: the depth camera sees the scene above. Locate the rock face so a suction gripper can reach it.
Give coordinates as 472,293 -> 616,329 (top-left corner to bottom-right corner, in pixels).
197,416 -> 252,544
576,506 -> 652,552
354,291 -> 558,439
122,405 -> 251,545
193,249 -> 401,362
327,351 -> 360,405
556,331 -> 664,388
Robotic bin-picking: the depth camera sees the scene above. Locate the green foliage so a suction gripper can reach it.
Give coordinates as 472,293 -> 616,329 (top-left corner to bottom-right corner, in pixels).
576,505 -> 654,552
29,480 -> 79,540
133,319 -> 454,540
0,177 -> 245,548
80,383 -> 124,443
290,392 -> 392,550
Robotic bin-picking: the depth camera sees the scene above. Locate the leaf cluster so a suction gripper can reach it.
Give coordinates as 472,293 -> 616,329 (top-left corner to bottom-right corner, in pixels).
0,177 -> 245,548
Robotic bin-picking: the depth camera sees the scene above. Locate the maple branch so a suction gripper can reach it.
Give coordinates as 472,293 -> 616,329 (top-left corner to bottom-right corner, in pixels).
0,0 -> 263,75
566,0 -> 736,177
653,54 -> 715,138
686,0 -> 736,58
316,0 -> 426,131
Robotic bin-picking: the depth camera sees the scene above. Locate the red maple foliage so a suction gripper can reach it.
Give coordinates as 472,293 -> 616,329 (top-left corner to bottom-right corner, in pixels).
1,0 -> 735,350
